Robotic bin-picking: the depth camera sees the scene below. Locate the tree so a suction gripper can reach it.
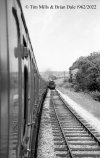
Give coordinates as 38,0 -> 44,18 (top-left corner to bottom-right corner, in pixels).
69,52 -> 100,92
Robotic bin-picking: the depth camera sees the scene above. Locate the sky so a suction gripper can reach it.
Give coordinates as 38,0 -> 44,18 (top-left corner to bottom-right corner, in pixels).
21,0 -> 100,72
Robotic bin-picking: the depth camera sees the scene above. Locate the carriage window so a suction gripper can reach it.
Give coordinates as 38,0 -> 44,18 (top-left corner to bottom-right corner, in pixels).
23,36 -> 27,47
12,7 -> 20,42
23,66 -> 28,135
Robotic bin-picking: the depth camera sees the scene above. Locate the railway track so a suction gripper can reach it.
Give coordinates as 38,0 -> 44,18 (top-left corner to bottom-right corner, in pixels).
50,90 -> 100,158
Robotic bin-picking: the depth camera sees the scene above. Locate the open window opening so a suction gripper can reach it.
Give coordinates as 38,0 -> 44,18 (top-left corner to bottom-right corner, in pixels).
23,66 -> 28,136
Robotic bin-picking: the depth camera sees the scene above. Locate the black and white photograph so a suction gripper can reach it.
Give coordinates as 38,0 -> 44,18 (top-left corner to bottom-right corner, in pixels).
0,0 -> 100,157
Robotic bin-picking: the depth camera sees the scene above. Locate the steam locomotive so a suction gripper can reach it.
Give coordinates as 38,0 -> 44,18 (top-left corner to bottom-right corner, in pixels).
0,0 -> 47,158
48,80 -> 56,90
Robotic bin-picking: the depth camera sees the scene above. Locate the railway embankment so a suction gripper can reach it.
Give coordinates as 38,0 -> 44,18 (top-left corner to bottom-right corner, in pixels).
57,87 -> 100,134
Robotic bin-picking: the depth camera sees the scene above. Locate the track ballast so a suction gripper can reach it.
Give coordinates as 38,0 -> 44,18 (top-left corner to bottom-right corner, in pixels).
37,90 -> 100,158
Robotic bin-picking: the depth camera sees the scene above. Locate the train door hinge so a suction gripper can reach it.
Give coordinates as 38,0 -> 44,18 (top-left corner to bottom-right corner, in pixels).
20,144 -> 31,158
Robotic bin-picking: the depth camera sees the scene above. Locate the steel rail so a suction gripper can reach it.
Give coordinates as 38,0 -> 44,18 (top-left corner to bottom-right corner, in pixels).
56,90 -> 100,146
51,93 -> 74,158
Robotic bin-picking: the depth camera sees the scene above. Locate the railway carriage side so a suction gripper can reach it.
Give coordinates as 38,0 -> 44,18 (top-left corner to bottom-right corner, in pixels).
0,0 -> 47,158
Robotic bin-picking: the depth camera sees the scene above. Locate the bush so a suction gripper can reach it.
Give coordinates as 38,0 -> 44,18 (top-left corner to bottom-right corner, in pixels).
63,79 -> 68,83
89,91 -> 100,101
73,85 -> 80,92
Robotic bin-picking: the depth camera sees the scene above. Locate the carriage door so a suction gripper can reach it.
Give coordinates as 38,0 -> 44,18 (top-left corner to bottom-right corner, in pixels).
11,7 -> 28,158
